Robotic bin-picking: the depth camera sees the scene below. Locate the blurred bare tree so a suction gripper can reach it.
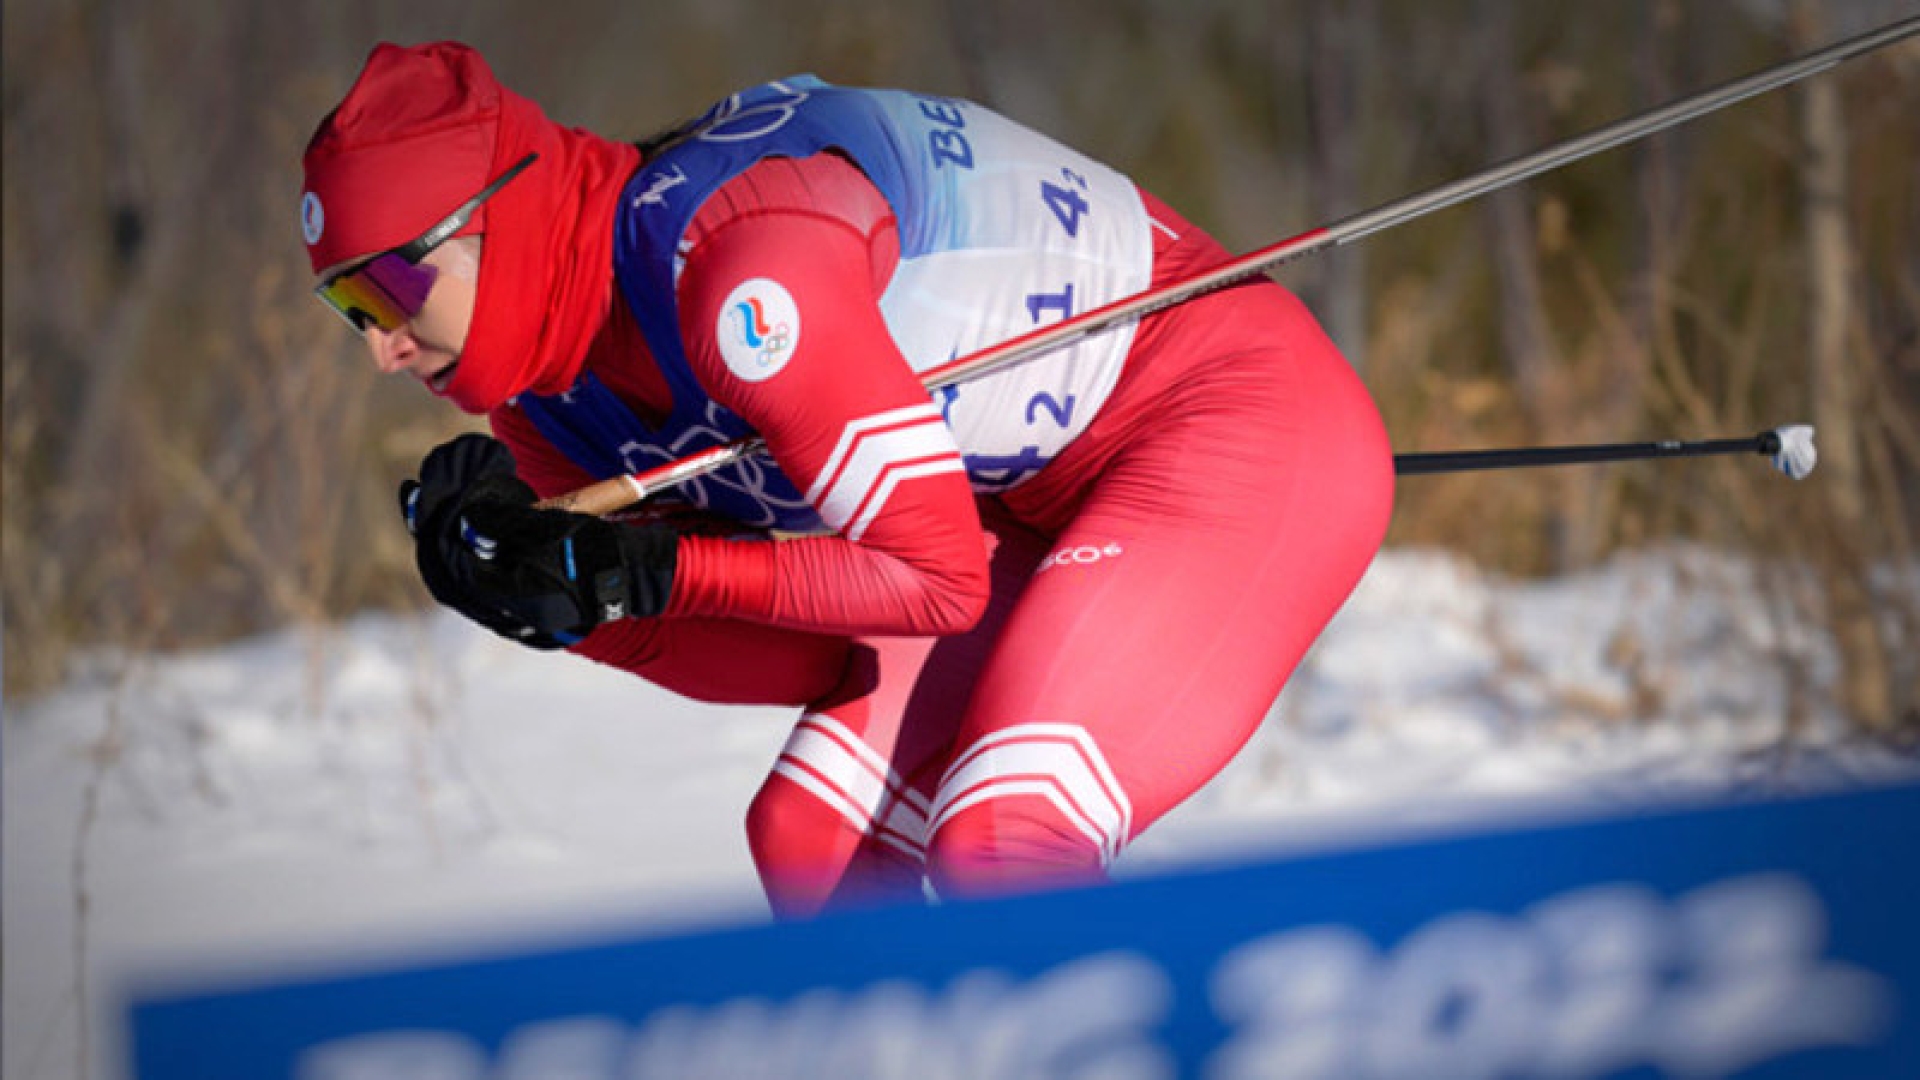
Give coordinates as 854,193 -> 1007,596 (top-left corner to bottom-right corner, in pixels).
5,0 -> 1917,728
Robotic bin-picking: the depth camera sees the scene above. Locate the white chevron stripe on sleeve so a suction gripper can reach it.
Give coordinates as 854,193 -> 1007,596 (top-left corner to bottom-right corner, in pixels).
806,404 -> 941,504
844,456 -> 966,541
805,405 -> 962,534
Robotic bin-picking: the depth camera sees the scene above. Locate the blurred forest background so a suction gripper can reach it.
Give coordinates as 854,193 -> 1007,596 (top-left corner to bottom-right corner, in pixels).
4,0 -> 1917,727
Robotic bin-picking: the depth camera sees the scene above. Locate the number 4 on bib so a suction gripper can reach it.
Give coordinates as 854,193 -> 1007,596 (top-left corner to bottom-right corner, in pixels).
1041,170 -> 1091,238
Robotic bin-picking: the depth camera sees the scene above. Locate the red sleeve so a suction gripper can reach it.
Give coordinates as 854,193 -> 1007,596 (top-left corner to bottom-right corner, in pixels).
662,155 -> 990,637
564,615 -> 851,706
490,402 -> 852,706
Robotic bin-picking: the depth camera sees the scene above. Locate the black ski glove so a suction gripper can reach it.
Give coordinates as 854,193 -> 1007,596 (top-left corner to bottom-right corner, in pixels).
401,434 -> 678,649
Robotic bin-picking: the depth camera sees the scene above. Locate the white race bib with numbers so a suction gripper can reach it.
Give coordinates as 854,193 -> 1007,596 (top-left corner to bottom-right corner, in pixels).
872,93 -> 1153,492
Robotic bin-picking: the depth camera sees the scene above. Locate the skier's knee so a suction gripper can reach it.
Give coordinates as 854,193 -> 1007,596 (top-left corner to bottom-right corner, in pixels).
747,773 -> 928,918
924,796 -> 1107,900
745,774 -> 856,919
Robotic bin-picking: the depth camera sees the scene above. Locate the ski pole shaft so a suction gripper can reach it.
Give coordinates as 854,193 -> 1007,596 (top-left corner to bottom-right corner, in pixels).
1394,431 -> 1786,476
543,17 -> 1911,516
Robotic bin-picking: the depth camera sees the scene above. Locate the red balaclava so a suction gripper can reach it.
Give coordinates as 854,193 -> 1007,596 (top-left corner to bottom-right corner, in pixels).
302,42 -> 641,413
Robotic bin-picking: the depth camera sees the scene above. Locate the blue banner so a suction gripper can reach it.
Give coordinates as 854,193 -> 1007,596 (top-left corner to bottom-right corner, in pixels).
128,781 -> 1920,1078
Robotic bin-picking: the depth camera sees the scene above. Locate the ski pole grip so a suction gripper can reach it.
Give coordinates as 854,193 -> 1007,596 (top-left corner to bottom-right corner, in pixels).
539,438 -> 768,516
537,474 -> 646,516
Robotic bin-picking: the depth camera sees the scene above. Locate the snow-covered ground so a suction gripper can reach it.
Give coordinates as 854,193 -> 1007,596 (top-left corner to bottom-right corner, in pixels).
6,546 -> 1916,1079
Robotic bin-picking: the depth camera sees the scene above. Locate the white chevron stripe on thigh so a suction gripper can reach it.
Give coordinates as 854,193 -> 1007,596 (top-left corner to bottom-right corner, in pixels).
772,713 -> 930,861
929,724 -> 1134,866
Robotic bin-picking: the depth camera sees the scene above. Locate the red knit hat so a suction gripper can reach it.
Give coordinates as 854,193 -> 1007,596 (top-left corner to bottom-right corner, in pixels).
300,42 -> 500,272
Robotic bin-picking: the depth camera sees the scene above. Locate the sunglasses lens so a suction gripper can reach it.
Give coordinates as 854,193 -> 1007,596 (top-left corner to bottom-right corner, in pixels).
316,254 -> 439,332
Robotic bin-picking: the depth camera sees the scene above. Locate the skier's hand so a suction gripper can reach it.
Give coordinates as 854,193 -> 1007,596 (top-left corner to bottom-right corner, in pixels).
402,434 -> 563,648
401,434 -> 678,649
458,492 -> 678,637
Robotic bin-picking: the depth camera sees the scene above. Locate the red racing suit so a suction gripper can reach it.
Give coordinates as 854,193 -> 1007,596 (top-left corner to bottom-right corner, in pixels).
492,118 -> 1392,917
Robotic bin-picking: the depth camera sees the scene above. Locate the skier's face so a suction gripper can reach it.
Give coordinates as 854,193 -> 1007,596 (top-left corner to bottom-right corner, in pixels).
319,237 -> 479,395
310,152 -> 530,399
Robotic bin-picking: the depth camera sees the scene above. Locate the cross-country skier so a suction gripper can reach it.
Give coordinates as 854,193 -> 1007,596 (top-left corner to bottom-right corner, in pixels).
302,41 -> 1393,917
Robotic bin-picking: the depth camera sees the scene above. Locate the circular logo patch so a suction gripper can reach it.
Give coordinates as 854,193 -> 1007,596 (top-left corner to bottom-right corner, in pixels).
717,278 -> 800,383
300,192 -> 325,246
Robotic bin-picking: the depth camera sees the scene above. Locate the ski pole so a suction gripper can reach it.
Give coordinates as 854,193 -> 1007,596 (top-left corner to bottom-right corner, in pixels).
543,17 -> 1913,517
1394,424 -> 1817,479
